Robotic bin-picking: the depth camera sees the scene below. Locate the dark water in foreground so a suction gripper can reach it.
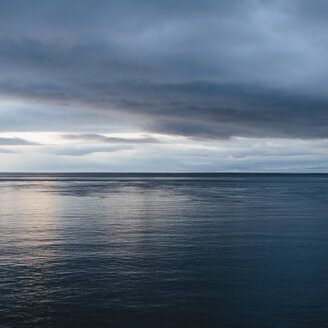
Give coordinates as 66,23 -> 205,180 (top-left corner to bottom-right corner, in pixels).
1,173 -> 328,328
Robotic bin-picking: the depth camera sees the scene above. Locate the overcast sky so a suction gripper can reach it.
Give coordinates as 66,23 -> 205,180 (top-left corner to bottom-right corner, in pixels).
1,0 -> 328,171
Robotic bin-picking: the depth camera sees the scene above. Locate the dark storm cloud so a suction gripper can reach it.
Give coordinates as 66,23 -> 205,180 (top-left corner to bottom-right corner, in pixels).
62,134 -> 159,144
1,0 -> 328,139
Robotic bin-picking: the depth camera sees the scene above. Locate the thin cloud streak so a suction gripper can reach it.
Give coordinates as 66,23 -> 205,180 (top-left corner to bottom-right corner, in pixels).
62,134 -> 159,144
0,137 -> 37,145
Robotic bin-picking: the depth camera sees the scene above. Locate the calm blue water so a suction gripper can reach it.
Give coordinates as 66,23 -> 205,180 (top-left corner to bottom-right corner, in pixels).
1,173 -> 328,328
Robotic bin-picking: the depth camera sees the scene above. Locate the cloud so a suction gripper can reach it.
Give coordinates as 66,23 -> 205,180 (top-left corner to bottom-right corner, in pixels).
62,133 -> 159,144
0,137 -> 37,145
45,145 -> 131,156
0,0 -> 328,141
0,148 -> 14,153
2,136 -> 328,172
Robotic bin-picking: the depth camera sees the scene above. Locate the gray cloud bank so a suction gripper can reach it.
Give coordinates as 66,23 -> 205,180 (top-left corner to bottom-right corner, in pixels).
1,0 -> 328,139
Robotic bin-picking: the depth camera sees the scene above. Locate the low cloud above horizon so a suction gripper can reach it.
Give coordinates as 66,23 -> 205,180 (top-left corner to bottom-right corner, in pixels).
1,0 -> 328,171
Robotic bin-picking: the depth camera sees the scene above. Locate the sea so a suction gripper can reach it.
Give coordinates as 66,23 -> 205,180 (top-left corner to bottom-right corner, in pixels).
0,173 -> 328,328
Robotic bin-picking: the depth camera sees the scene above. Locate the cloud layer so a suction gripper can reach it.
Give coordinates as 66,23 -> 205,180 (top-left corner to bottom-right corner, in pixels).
1,0 -> 328,140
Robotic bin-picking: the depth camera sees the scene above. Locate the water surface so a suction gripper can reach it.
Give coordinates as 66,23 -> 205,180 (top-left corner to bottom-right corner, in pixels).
1,173 -> 328,327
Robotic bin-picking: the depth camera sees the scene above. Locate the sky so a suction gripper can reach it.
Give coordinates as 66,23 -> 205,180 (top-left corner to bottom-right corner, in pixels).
1,0 -> 328,172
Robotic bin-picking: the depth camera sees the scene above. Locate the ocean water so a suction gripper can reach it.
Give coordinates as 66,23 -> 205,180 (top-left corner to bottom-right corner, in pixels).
1,173 -> 328,328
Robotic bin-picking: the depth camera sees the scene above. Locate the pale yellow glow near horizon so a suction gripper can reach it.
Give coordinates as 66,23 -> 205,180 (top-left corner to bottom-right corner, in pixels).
0,130 -> 242,152
0,132 -> 62,145
0,131 -> 186,146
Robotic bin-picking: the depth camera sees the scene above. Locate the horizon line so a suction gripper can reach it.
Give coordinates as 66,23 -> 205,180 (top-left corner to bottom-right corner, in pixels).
0,171 -> 328,174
